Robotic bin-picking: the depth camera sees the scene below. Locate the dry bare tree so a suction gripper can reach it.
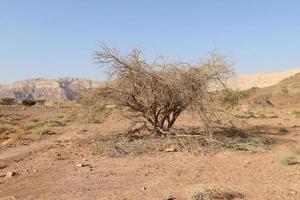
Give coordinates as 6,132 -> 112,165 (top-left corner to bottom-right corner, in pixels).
93,44 -> 233,136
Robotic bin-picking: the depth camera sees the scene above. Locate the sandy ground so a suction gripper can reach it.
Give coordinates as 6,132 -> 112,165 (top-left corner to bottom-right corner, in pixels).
0,106 -> 300,200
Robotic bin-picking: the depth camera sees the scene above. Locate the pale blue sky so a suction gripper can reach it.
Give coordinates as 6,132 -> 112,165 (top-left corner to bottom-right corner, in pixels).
1,0 -> 300,84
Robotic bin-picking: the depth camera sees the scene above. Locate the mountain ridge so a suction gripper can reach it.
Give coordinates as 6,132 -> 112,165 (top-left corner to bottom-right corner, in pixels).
0,77 -> 102,102
227,67 -> 300,90
1,67 -> 300,102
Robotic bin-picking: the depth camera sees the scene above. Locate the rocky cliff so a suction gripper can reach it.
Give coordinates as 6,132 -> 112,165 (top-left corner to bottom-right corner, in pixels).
0,78 -> 102,101
1,67 -> 300,102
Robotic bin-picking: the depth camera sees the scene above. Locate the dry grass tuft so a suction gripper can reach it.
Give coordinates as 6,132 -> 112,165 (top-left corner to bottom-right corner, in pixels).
191,185 -> 244,200
92,126 -> 276,157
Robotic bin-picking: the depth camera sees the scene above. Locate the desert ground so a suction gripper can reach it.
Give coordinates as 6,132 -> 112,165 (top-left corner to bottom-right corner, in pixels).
0,104 -> 300,200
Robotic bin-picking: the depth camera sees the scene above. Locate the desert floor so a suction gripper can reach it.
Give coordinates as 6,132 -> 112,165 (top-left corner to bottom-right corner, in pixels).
0,106 -> 300,200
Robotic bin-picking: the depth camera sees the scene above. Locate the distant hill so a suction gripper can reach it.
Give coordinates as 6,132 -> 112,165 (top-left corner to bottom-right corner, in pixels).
243,72 -> 300,108
227,67 -> 300,90
0,67 -> 300,103
0,78 -> 102,102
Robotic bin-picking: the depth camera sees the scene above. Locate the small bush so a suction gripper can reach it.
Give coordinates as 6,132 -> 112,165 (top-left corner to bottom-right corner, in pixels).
191,185 -> 244,200
44,119 -> 66,127
0,115 -> 11,124
278,127 -> 289,134
10,132 -> 26,141
0,98 -> 16,105
281,156 -> 299,165
293,111 -> 300,118
0,123 -> 16,141
32,125 -> 50,135
25,118 -> 66,130
235,111 -> 256,118
0,124 -> 16,134
219,89 -> 247,107
22,99 -> 36,107
25,118 -> 67,135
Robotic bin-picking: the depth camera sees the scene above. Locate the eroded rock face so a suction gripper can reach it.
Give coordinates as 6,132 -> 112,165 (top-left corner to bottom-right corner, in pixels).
227,67 -> 300,90
0,78 -> 102,102
0,67 -> 299,102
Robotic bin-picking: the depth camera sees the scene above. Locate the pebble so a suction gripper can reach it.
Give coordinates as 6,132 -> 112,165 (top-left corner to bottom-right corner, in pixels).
165,147 -> 177,152
6,171 -> 16,178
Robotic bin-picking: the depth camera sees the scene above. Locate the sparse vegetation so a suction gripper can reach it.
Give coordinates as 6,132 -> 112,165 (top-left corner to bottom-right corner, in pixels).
293,110 -> 300,118
10,132 -> 26,141
24,118 -> 67,135
44,119 -> 67,127
235,109 -> 279,119
281,156 -> 299,165
278,127 -> 289,134
32,125 -> 50,135
0,97 -> 16,105
75,92 -> 110,123
219,89 -> 247,107
191,185 -> 244,200
22,99 -> 36,107
0,113 -> 71,144
0,123 -> 16,134
236,110 -> 256,118
92,126 -> 275,157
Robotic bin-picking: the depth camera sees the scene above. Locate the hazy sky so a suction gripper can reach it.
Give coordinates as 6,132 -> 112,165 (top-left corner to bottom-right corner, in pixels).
1,0 -> 300,84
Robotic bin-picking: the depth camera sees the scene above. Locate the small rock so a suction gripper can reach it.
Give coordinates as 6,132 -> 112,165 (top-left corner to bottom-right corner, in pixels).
165,147 -> 177,152
142,186 -> 147,191
289,190 -> 297,196
243,161 -> 251,167
25,169 -> 30,175
76,163 -> 92,168
6,171 -> 16,178
2,141 -> 9,146
0,164 -> 7,169
77,163 -> 84,167
164,197 -> 176,200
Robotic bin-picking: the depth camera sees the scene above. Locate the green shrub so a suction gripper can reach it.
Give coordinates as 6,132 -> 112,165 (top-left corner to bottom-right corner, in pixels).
281,156 -> 299,165
25,118 -> 68,135
293,111 -> 300,118
44,119 -> 66,127
219,89 -> 247,107
32,125 -> 50,135
235,110 -> 256,118
278,127 -> 289,134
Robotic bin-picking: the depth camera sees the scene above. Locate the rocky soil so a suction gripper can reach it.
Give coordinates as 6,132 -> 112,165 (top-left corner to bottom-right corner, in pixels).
0,106 -> 300,200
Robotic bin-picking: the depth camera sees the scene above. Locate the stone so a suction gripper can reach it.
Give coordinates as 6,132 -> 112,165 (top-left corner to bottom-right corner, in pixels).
165,147 -> 177,152
76,163 -> 84,167
0,164 -> 7,169
6,171 -> 16,178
